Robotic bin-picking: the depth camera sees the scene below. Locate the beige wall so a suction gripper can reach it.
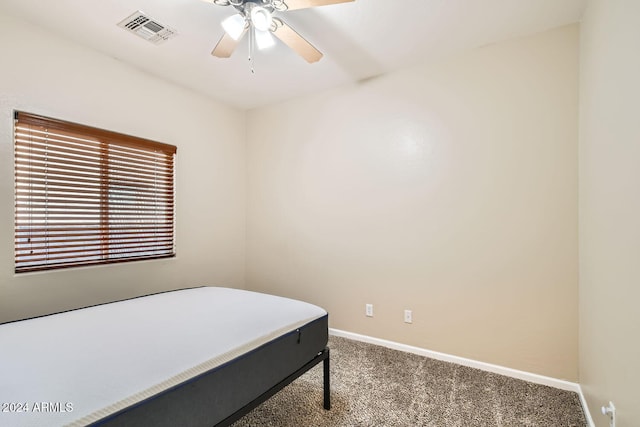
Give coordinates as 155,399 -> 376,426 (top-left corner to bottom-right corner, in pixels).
247,26 -> 579,380
579,0 -> 640,425
0,15 -> 246,323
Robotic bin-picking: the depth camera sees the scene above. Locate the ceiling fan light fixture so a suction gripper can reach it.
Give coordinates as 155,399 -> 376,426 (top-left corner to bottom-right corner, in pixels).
255,29 -> 276,50
210,0 -> 357,64
250,6 -> 273,32
221,13 -> 246,40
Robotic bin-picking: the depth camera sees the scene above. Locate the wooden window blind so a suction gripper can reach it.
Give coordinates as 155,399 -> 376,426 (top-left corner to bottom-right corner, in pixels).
14,111 -> 176,273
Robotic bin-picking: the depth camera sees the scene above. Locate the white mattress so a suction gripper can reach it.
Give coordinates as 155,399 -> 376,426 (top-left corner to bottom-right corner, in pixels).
0,287 -> 327,427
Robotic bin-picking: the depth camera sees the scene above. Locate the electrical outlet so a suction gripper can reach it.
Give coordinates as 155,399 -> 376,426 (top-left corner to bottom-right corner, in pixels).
365,304 -> 373,317
404,309 -> 412,324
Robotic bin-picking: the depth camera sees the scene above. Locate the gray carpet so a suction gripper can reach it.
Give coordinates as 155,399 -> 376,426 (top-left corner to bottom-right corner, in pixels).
233,336 -> 587,426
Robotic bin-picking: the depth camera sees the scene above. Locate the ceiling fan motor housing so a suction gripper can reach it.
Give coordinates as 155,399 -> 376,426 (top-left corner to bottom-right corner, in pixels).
229,1 -> 278,33
232,0 -> 277,15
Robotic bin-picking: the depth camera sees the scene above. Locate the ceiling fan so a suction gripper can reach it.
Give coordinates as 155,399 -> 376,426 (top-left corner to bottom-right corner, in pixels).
204,0 -> 355,64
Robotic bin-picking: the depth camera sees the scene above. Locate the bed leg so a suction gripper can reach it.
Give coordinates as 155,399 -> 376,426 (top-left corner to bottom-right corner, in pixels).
323,347 -> 331,410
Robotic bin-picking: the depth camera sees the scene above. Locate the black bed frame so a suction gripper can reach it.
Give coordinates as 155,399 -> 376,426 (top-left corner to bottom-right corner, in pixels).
216,347 -> 330,427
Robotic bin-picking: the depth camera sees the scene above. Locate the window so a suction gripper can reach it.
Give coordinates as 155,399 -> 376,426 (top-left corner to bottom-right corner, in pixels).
14,111 -> 176,273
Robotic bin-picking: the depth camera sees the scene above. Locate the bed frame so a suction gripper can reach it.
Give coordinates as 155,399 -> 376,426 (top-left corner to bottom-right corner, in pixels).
217,346 -> 330,427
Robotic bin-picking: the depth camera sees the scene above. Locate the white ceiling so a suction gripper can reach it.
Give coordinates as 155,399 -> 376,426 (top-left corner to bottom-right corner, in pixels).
0,0 -> 586,110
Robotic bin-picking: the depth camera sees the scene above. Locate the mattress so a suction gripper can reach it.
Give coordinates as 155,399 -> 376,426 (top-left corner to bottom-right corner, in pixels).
0,287 -> 328,427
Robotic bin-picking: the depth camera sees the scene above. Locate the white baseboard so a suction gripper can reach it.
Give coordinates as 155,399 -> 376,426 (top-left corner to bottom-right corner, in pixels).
577,385 -> 596,427
329,328 -> 579,392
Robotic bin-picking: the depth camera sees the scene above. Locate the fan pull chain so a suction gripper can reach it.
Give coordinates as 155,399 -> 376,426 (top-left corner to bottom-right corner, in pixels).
248,26 -> 255,74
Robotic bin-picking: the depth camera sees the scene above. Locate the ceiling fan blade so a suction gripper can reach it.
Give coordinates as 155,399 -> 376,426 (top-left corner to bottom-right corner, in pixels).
273,20 -> 323,63
211,30 -> 246,58
283,0 -> 355,11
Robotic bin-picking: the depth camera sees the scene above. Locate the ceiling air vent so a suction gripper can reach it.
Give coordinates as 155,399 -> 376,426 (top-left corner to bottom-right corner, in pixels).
118,11 -> 177,45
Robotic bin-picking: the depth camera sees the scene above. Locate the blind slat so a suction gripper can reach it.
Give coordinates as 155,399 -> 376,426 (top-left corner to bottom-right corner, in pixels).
16,169 -> 174,187
16,240 -> 175,259
16,185 -> 175,198
15,141 -> 175,171
16,154 -> 174,180
15,236 -> 174,255
16,247 -> 175,264
16,194 -> 175,205
15,131 -> 176,164
16,200 -> 173,214
16,254 -> 175,273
